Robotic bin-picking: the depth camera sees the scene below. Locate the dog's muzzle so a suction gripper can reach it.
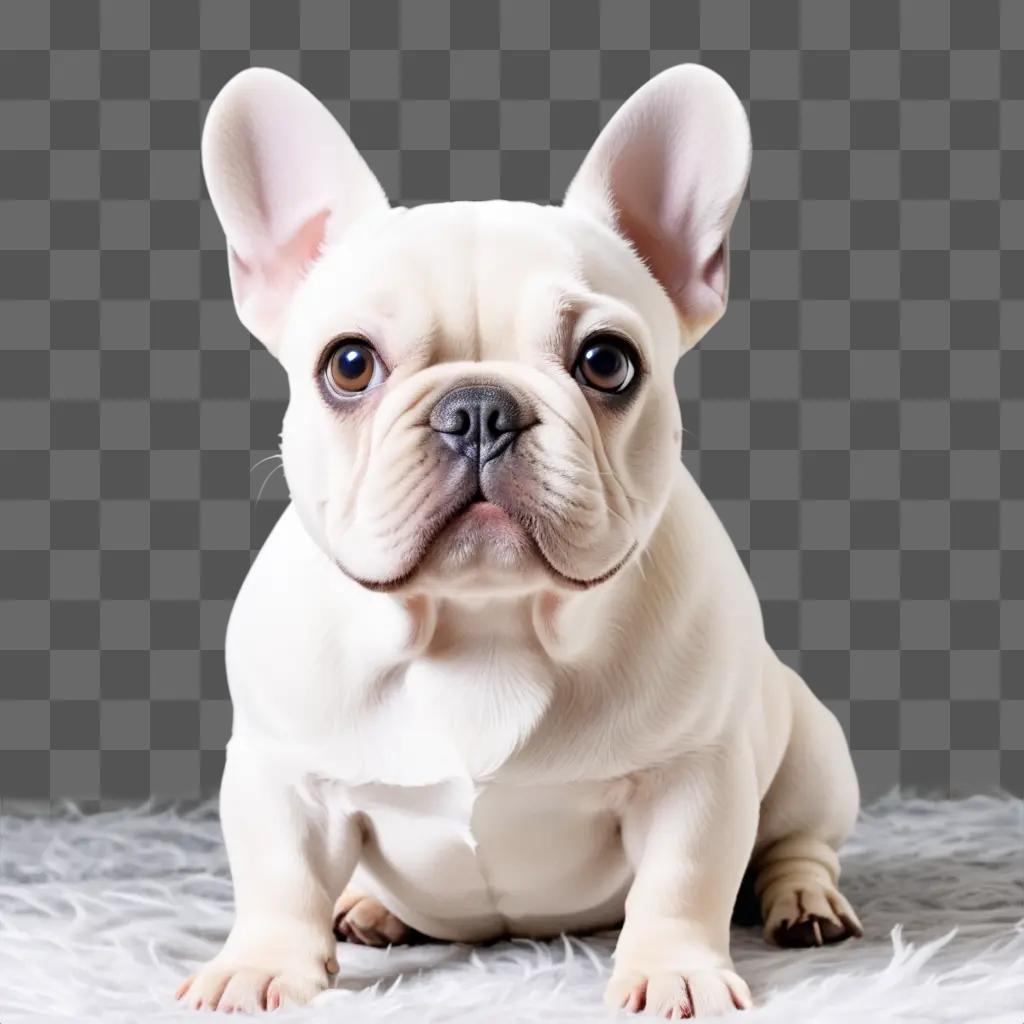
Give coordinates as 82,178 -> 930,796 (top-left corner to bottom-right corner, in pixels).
429,385 -> 531,466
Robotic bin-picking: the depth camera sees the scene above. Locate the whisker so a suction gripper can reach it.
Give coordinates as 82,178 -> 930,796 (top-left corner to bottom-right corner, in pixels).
250,452 -> 283,474
528,482 -> 592,514
384,455 -> 444,523
529,453 -> 653,509
636,546 -> 649,583
527,454 -> 637,507
255,463 -> 285,503
590,471 -> 652,506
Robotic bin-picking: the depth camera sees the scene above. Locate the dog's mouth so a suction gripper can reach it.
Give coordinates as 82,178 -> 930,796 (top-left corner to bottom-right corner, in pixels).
334,484 -> 636,595
460,495 -> 513,521
334,489 -> 524,593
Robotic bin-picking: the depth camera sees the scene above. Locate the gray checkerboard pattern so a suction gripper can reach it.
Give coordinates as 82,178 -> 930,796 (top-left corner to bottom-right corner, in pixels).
1,0 -> 1022,807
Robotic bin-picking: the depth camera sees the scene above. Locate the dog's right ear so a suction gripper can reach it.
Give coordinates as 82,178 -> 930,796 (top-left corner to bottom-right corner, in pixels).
202,68 -> 388,355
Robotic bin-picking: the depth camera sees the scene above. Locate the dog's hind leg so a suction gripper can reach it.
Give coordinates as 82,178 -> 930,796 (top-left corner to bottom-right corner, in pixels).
752,662 -> 863,948
332,888 -> 415,947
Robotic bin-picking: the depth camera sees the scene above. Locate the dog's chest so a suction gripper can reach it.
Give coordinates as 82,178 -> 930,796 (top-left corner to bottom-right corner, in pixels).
341,776 -> 633,940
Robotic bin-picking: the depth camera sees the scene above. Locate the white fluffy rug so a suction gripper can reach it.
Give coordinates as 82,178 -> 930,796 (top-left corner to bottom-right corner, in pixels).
1,794 -> 1022,1024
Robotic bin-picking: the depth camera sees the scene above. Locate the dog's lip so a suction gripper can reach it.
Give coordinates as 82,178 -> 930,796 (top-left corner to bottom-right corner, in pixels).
536,540 -> 638,591
454,498 -> 513,524
445,501 -> 638,591
331,466 -> 639,594
334,503 -> 638,594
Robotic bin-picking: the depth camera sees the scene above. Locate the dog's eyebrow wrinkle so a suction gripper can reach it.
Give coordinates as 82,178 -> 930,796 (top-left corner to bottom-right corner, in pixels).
547,285 -> 586,351
509,277 -> 579,362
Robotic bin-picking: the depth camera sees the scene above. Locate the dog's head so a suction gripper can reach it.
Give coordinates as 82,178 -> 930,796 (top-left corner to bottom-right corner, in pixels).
202,66 -> 750,596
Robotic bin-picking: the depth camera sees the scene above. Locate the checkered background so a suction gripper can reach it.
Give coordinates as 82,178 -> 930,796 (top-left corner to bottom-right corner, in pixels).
1,0 -> 1022,808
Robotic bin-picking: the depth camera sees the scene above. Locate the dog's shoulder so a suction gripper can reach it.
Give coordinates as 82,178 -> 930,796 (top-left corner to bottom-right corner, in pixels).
224,505 -> 405,710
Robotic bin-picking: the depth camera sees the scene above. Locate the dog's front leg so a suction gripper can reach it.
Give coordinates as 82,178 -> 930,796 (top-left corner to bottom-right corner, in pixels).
177,744 -> 361,1013
607,750 -> 759,1017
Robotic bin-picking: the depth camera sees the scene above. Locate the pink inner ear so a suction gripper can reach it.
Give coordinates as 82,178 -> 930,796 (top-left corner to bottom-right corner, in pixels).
270,207 -> 331,288
614,200 -> 696,308
613,188 -> 727,327
601,121 -> 732,331
611,179 -> 735,333
230,208 -> 331,319
203,69 -> 391,349
703,243 -> 727,302
563,66 -> 750,344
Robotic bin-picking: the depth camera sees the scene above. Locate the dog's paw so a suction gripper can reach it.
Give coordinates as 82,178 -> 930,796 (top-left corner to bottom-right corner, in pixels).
176,958 -> 330,1013
605,966 -> 753,1017
333,888 -> 411,947
763,883 -> 863,948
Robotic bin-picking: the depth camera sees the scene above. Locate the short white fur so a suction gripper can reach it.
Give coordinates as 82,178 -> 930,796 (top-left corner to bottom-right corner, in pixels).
183,64 -> 863,1017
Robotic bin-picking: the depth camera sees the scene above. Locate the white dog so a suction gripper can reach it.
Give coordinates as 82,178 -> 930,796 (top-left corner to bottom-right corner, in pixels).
178,65 -> 862,1016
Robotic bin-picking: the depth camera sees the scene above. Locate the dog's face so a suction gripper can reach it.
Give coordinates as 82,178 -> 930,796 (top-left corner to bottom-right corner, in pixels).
275,201 -> 681,594
202,67 -> 750,596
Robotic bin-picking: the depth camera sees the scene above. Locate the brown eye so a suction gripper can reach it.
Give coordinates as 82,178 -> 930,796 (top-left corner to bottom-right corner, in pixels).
323,338 -> 385,397
573,334 -> 638,394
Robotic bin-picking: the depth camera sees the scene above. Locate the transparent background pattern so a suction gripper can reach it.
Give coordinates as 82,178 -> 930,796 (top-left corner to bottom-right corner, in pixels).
0,0 -> 1022,805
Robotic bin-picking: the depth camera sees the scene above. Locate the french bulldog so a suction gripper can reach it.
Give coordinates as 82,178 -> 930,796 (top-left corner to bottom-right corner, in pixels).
177,64 -> 862,1016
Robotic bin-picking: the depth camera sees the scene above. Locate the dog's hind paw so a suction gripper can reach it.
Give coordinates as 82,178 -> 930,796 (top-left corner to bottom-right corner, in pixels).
332,888 -> 413,947
764,883 -> 863,948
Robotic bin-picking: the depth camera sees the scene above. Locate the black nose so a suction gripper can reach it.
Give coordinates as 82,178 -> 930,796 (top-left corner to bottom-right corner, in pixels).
429,385 -> 529,465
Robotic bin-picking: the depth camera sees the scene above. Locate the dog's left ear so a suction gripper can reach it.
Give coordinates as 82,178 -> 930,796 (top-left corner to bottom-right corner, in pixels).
564,65 -> 751,349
